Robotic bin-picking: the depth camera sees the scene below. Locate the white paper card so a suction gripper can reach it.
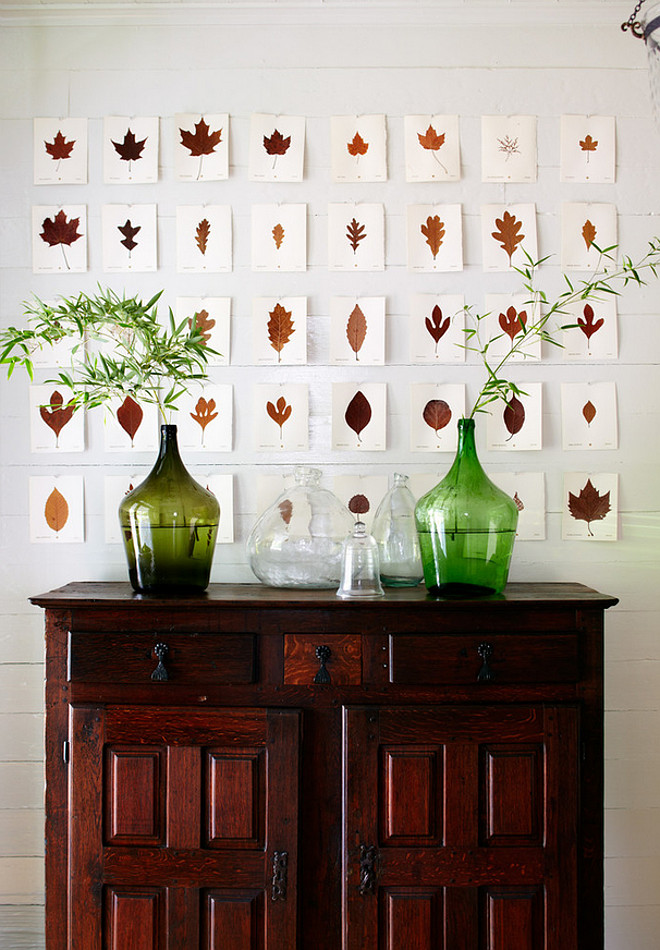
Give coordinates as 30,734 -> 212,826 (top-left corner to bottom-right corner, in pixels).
404,114 -> 460,182
410,383 -> 465,452
172,384 -> 233,452
562,473 -> 618,540
332,383 -> 386,451
175,114 -> 229,181
560,115 -> 615,183
561,203 -> 617,271
252,297 -> 307,365
331,115 -> 387,182
103,116 -> 159,183
491,472 -> 546,540
29,384 -> 84,452
482,115 -> 537,183
249,113 -> 305,182
486,384 -> 542,451
34,118 -> 88,184
202,473 -> 234,543
252,204 -> 307,272
409,295 -> 465,364
481,204 -> 537,272
328,203 -> 384,271
101,204 -> 157,272
30,475 -> 84,543
103,398 -> 159,453
175,297 -> 230,366
561,382 -> 617,450
104,473 -> 147,543
407,204 -> 463,272
176,205 -> 232,273
254,384 -> 309,451
329,297 -> 385,365
33,205 -> 87,273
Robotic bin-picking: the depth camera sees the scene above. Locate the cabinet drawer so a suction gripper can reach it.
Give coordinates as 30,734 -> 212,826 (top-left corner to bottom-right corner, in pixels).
389,633 -> 579,685
283,634 -> 361,685
68,631 -> 256,685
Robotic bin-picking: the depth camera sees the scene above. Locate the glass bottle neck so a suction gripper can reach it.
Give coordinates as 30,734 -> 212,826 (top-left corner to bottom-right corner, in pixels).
155,424 -> 186,472
455,417 -> 477,458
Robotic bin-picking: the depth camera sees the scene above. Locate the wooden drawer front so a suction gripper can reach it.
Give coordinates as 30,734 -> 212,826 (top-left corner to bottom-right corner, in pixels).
283,634 -> 362,685
68,632 -> 256,685
389,633 -> 579,685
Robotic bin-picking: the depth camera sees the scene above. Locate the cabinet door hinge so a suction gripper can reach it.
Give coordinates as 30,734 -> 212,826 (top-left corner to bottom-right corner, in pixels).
62,740 -> 70,764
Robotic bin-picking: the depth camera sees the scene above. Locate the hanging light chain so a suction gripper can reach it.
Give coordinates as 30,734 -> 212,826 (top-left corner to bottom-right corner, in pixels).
622,0 -> 649,38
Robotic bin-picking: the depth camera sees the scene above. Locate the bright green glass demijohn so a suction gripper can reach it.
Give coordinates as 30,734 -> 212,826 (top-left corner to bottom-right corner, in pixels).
414,418 -> 518,596
118,424 -> 220,593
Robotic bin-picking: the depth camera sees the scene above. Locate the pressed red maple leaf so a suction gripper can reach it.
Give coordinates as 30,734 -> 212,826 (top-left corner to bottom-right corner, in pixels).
40,210 -> 83,270
118,219 -> 140,253
263,129 -> 291,157
418,125 -> 445,151
347,132 -> 369,157
45,130 -> 75,161
579,134 -> 598,163
112,128 -> 147,163
180,118 -> 222,157
568,478 -> 611,537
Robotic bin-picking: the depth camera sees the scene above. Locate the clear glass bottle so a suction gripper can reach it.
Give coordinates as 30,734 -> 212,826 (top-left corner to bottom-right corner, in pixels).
371,474 -> 423,587
414,418 -> 518,596
118,424 -> 220,593
337,521 -> 384,599
246,467 -> 354,588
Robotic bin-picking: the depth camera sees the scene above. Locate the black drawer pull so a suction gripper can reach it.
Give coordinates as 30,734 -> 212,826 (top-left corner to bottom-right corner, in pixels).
151,642 -> 169,681
313,645 -> 332,684
477,642 -> 495,682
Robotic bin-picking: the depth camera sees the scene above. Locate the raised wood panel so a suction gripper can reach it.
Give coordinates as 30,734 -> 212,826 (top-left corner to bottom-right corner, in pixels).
104,886 -> 163,950
203,890 -> 264,950
382,888 -> 442,950
380,747 -> 443,847
205,750 -> 264,848
105,748 -> 163,846
482,745 -> 543,847
486,886 -> 544,950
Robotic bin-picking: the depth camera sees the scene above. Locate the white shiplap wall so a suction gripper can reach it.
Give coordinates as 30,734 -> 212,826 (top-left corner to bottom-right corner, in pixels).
1,2 -> 659,947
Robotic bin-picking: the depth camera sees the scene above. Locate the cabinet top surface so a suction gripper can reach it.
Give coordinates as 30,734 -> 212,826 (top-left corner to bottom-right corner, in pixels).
30,581 -> 618,610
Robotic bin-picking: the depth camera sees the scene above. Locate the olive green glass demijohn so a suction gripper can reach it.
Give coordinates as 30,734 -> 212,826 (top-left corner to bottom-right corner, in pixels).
414,418 -> 518,596
118,425 -> 220,593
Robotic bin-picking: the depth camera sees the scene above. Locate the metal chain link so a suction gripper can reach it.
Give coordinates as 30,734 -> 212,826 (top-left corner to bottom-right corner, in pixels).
622,0 -> 649,38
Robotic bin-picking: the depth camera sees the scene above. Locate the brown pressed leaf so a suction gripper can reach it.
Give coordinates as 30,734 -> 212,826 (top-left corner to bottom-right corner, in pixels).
498,306 -> 527,342
196,218 -> 211,255
267,395 -> 293,436
116,395 -> 144,445
425,305 -> 450,354
503,394 -> 525,440
348,493 -> 370,516
112,128 -> 147,163
345,390 -> 372,442
44,487 -> 69,533
582,400 -> 597,426
491,211 -> 524,266
422,399 -> 452,437
278,499 -> 293,525
418,125 -> 445,151
179,118 -> 222,157
346,217 -> 366,254
188,309 -> 215,345
513,492 -> 525,512
263,129 -> 291,156
347,132 -> 369,156
579,134 -> 598,161
346,304 -> 367,360
190,397 -> 218,436
272,223 -> 285,249
118,219 -> 140,253
568,478 -> 611,536
45,130 -> 75,161
40,390 -> 75,443
267,303 -> 295,362
420,215 -> 445,259
577,303 -> 604,342
40,209 -> 82,249
582,219 -> 597,250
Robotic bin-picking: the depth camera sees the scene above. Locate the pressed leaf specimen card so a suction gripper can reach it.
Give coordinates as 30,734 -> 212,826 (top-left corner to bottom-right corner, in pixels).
175,297 -> 230,366
562,473 -> 618,540
175,113 -> 228,181
486,383 -> 542,451
252,297 -> 307,365
560,115 -> 615,183
481,115 -> 537,183
329,297 -> 385,365
333,475 -> 389,532
410,383 -> 465,452
29,475 -> 84,543
175,205 -> 232,272
252,204 -> 307,271
481,203 -> 537,272
103,397 -> 158,453
482,294 -> 542,362
491,472 -> 546,540
332,382 -> 386,451
561,297 -> 617,360
101,204 -> 157,272
404,114 -> 460,182
328,203 -> 384,271
103,116 -> 159,183
249,113 -> 305,182
32,205 -> 87,273
174,383 -> 233,452
202,472 -> 235,543
255,384 -> 309,451
409,294 -> 465,364
561,202 -> 617,271
30,384 -> 84,452
561,382 -> 618,450
406,204 -> 463,272
331,114 -> 387,182
34,117 -> 88,184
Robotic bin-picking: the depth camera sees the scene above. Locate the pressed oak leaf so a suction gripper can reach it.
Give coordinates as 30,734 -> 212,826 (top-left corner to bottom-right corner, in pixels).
425,305 -> 450,354
267,395 -> 292,438
272,223 -> 285,249
40,390 -> 75,446
503,394 -> 525,440
118,219 -> 140,253
346,304 -> 367,361
491,211 -> 524,266
582,219 -> 597,250
116,395 -> 143,446
40,210 -> 82,269
196,218 -> 211,255
112,128 -> 147,163
345,390 -> 372,443
579,134 -> 598,162
346,217 -> 366,254
189,309 -> 215,345
44,487 -> 69,533
190,397 -> 218,443
267,303 -> 295,362
421,215 -> 445,259
568,478 -> 611,536
348,494 -> 370,516
499,306 -> 527,342
422,399 -> 452,437
45,130 -> 75,161
347,132 -> 369,157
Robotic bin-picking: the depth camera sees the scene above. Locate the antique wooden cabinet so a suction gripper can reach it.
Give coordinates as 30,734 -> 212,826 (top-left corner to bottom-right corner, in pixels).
32,581 -> 617,950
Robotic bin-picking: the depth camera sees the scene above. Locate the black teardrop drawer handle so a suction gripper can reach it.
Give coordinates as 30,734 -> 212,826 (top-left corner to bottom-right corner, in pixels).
151,642 -> 169,681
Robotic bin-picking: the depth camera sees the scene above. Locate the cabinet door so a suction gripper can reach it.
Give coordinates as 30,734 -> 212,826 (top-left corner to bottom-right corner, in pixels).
343,705 -> 578,950
68,705 -> 299,950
